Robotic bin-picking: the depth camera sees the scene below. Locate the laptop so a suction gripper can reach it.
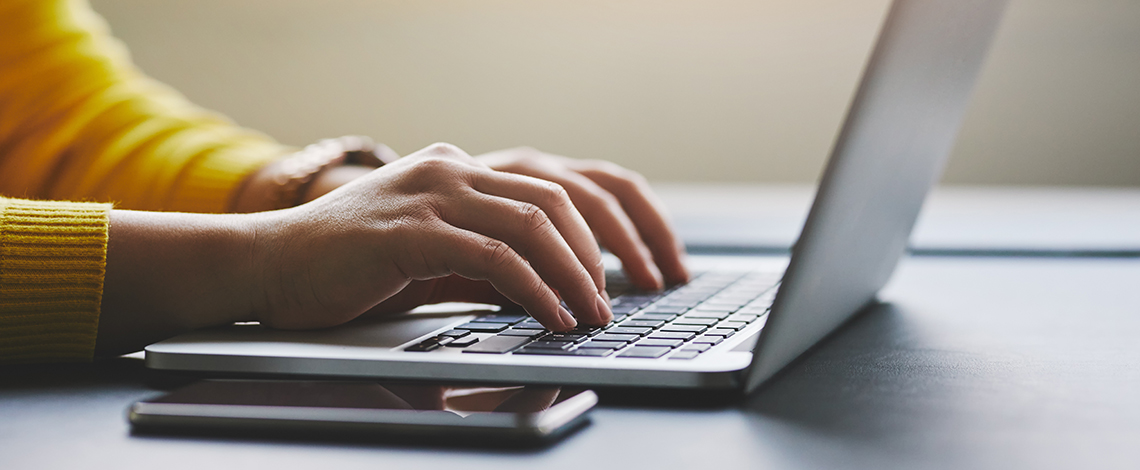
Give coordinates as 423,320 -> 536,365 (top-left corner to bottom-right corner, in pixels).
145,0 -> 1009,393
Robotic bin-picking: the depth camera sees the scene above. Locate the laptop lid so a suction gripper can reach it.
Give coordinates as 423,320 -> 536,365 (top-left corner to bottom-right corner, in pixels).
743,0 -> 1009,393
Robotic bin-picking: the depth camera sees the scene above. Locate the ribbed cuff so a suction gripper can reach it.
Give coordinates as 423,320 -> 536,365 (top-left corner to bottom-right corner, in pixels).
0,198 -> 111,363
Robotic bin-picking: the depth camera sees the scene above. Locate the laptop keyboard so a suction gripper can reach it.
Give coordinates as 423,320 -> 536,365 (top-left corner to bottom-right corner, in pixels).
403,270 -> 781,360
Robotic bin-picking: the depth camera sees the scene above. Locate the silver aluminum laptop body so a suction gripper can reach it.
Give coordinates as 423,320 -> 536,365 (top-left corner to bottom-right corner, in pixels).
145,0 -> 1008,392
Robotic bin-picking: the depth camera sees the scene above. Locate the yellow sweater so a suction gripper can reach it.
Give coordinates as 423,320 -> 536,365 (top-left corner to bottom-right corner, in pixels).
0,0 -> 291,363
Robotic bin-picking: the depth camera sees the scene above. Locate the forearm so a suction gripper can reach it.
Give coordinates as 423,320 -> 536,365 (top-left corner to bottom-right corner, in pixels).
96,210 -> 263,355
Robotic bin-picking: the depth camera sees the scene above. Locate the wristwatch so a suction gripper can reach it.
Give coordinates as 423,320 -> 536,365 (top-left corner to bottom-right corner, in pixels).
269,135 -> 399,210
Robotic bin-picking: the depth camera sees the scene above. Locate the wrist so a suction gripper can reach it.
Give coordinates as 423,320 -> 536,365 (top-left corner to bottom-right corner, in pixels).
98,210 -> 268,354
229,137 -> 396,213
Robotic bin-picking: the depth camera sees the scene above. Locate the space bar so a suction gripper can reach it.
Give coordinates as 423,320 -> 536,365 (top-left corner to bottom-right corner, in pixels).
462,336 -> 531,354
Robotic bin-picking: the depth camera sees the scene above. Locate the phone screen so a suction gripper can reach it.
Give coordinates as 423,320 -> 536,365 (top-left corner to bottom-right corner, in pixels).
129,380 -> 596,443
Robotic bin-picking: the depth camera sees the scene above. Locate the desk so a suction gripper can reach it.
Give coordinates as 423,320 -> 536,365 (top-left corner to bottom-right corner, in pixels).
656,183 -> 1140,254
4,256 -> 1139,470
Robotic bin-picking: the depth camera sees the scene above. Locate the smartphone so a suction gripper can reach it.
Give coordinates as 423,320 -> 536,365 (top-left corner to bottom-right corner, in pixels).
128,380 -> 597,445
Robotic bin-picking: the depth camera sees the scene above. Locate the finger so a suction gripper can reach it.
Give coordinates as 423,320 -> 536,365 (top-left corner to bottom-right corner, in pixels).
469,171 -> 609,296
408,223 -> 578,331
514,166 -> 665,291
439,190 -> 610,325
569,161 -> 690,284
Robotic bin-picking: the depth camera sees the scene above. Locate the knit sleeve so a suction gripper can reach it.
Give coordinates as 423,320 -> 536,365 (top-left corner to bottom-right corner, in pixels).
0,197 -> 111,364
0,0 -> 292,213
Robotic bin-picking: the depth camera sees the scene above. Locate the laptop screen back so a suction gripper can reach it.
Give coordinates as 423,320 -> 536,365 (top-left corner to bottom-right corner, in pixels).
743,0 -> 1009,393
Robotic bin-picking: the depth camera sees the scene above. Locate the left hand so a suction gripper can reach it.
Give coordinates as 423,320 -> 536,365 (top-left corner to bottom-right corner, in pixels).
476,147 -> 689,291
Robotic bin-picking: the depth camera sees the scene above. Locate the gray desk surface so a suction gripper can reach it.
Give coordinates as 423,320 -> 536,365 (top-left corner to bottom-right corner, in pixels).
3,256 -> 1139,470
657,183 -> 1140,254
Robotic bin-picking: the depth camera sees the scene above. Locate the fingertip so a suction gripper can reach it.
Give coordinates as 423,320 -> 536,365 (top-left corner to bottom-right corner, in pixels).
665,261 -> 691,285
635,263 -> 664,291
558,306 -> 578,330
595,293 -> 613,325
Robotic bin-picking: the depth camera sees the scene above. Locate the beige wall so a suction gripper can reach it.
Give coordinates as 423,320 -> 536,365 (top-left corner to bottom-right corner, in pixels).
89,0 -> 1140,186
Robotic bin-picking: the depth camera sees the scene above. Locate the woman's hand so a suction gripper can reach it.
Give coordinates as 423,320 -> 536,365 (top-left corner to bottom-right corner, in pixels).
251,143 -> 612,332
477,147 -> 689,291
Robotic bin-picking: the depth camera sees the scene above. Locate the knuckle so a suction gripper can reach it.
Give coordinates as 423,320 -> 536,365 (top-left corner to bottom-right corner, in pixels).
538,180 -> 572,208
481,239 -> 516,269
408,156 -> 464,181
594,160 -> 626,175
422,142 -> 464,158
597,160 -> 648,185
510,146 -> 543,161
593,189 -> 621,211
518,202 -> 552,234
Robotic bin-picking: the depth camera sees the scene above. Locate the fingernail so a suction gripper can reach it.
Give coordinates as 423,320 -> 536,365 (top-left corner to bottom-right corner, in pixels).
558,306 -> 578,329
595,293 -> 613,324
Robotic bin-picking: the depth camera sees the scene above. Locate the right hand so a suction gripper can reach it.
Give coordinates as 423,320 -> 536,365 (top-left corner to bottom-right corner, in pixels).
250,143 -> 612,332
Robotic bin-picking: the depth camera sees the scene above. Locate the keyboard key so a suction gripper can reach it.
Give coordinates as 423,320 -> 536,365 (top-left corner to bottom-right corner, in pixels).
638,339 -> 684,348
526,340 -> 575,350
739,305 -> 771,314
648,331 -> 697,341
462,335 -> 532,354
660,324 -> 708,334
726,314 -> 761,323
683,310 -> 732,320
690,306 -> 734,314
610,304 -> 641,315
469,313 -> 528,324
444,336 -> 479,347
691,335 -> 724,345
658,300 -> 700,309
607,326 -> 653,336
681,343 -> 712,352
672,317 -> 719,326
643,305 -> 688,315
456,322 -> 511,333
499,328 -> 547,338
578,340 -> 625,350
618,346 -> 671,359
544,333 -> 588,343
703,302 -> 745,310
631,313 -> 676,322
514,348 -> 576,356
668,350 -> 701,360
570,326 -> 605,336
621,320 -> 665,329
515,320 -> 546,329
572,348 -> 614,357
405,341 -> 441,352
704,328 -> 736,337
438,329 -> 471,338
594,333 -> 639,343
718,321 -> 748,330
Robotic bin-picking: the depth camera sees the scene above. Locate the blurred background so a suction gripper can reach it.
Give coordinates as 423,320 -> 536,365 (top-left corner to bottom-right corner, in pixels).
90,0 -> 1140,186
